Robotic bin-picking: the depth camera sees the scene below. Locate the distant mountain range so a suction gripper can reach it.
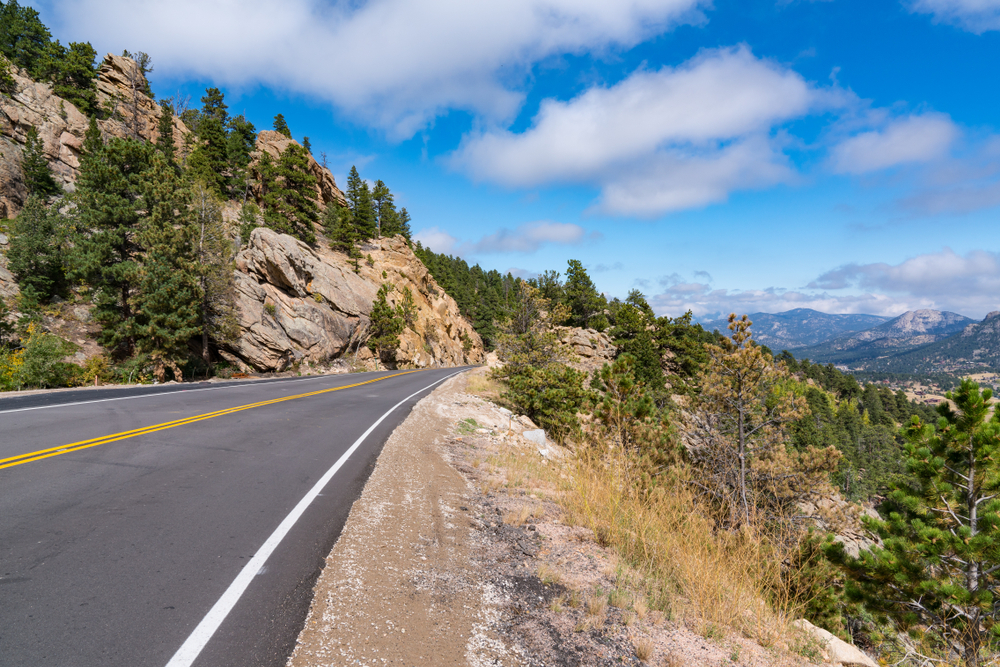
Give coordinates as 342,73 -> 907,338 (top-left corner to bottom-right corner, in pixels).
701,308 -> 1000,374
793,309 -> 975,367
699,309 -> 889,350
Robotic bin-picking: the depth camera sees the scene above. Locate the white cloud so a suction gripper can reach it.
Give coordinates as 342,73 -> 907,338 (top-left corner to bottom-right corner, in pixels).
651,248 -> 1000,320
462,221 -> 588,254
413,226 -> 458,254
414,221 -> 589,256
809,248 -> 1000,301
450,45 -> 841,215
909,0 -> 1000,33
828,113 -> 958,174
650,284 -> 912,321
48,0 -> 708,138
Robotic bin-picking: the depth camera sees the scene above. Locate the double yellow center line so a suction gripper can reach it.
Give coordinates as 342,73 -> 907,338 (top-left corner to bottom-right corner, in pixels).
0,371 -> 420,471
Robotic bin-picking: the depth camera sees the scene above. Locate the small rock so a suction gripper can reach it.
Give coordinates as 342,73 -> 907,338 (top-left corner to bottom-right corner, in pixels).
523,429 -> 547,447
0,233 -> 7,245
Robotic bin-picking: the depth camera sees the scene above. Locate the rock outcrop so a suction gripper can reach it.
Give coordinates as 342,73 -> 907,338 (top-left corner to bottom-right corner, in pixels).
0,54 -> 192,217
554,326 -> 616,375
253,130 -> 345,210
226,228 -> 484,371
792,619 -> 877,667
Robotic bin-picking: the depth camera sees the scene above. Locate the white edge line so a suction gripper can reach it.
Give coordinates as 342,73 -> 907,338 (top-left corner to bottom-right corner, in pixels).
0,373 -> 385,415
164,369 -> 464,667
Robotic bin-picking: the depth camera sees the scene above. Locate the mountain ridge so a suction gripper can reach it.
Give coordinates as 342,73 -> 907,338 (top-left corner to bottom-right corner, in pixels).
699,308 -> 889,350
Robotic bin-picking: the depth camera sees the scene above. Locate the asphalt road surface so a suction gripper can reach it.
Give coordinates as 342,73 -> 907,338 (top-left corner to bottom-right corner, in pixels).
0,367 -> 468,667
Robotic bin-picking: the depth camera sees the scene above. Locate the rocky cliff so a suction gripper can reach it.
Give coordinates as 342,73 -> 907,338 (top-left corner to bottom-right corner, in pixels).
0,55 -> 483,374
0,54 -> 191,217
225,228 -> 483,372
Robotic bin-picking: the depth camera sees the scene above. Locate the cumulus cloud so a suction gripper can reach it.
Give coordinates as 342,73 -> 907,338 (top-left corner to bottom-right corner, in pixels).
829,113 -> 958,174
651,248 -> 1000,320
47,0 -> 708,138
460,221 -> 588,254
450,45 -> 842,215
412,226 -> 458,253
908,0 -> 1000,33
809,248 -> 1000,301
414,221 -> 590,257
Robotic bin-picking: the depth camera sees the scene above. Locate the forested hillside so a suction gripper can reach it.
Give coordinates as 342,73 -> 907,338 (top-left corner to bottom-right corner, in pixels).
0,0 -> 478,388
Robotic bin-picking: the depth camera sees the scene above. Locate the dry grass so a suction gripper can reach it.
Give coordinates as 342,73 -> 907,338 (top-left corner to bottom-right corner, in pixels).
465,372 -> 501,399
586,594 -> 608,617
503,505 -> 534,526
609,587 -> 631,609
538,562 -> 563,586
662,650 -> 686,666
633,597 -> 648,620
633,635 -> 654,662
558,447 -> 805,648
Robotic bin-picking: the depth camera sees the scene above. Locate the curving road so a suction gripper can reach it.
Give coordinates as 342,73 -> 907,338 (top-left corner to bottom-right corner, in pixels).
0,367 -> 468,667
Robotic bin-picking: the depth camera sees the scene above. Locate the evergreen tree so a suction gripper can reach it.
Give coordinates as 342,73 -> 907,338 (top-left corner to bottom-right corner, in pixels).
133,152 -> 200,382
367,283 -> 404,365
44,41 -> 97,114
0,1 -> 52,77
564,259 -> 606,329
82,115 -> 102,155
272,113 -> 291,138
186,87 -> 228,195
156,101 -> 176,163
7,195 -> 63,301
609,302 -> 664,395
323,202 -> 358,256
191,181 -> 239,364
829,380 -> 1000,667
302,136 -> 311,154
396,206 -> 412,240
345,165 -> 376,239
21,125 -> 59,196
71,137 -> 154,357
372,179 -> 398,237
695,314 -> 838,528
256,145 -> 319,245
225,114 -> 257,201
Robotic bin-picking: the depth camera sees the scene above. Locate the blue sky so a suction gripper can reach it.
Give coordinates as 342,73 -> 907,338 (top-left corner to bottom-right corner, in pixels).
32,0 -> 1000,320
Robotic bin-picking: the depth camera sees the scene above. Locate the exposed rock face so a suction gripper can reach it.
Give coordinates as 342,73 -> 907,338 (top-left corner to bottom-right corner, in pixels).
0,54 -> 192,217
227,228 -> 483,371
253,130 -> 345,209
0,230 -> 16,298
554,326 -> 616,375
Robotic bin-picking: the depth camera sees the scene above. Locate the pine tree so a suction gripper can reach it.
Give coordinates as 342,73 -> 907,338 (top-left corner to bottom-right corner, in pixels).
257,145 -> 319,245
272,113 -> 291,138
695,314 -> 838,528
190,181 -> 239,365
302,136 -> 311,154
372,179 -> 397,237
133,152 -> 200,382
71,137 -> 154,357
345,165 -> 376,239
225,114 -> 257,201
186,87 -> 228,195
396,206 -> 412,240
7,195 -> 63,301
156,101 -> 176,163
564,259 -> 606,329
609,302 -> 663,394
21,125 -> 59,196
82,115 -> 102,155
323,203 -> 357,254
829,380 -> 1000,667
367,283 -> 404,365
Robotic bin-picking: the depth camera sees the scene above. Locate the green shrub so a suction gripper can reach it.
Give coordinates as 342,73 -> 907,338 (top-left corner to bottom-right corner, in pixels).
497,363 -> 590,442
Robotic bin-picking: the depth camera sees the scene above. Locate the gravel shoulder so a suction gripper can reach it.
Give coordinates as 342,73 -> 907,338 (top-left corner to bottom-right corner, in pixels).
286,369 -> 825,667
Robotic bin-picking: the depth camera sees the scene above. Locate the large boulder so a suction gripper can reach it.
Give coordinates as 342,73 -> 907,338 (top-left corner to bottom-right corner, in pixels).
226,228 -> 484,371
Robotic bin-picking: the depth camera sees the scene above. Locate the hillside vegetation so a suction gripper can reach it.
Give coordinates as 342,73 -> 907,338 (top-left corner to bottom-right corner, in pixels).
0,3 -> 482,388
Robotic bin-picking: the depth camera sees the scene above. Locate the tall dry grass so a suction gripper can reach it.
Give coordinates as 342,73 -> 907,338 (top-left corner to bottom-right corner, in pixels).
559,446 -> 811,647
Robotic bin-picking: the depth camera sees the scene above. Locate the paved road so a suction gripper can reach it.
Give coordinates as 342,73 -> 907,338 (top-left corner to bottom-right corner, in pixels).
0,368 -> 468,667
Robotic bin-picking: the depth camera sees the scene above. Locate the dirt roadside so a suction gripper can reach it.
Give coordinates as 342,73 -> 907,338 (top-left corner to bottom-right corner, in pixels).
286,369 -> 822,667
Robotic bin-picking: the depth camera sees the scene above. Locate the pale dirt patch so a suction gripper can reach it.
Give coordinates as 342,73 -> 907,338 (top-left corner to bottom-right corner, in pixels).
287,369 -> 825,667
